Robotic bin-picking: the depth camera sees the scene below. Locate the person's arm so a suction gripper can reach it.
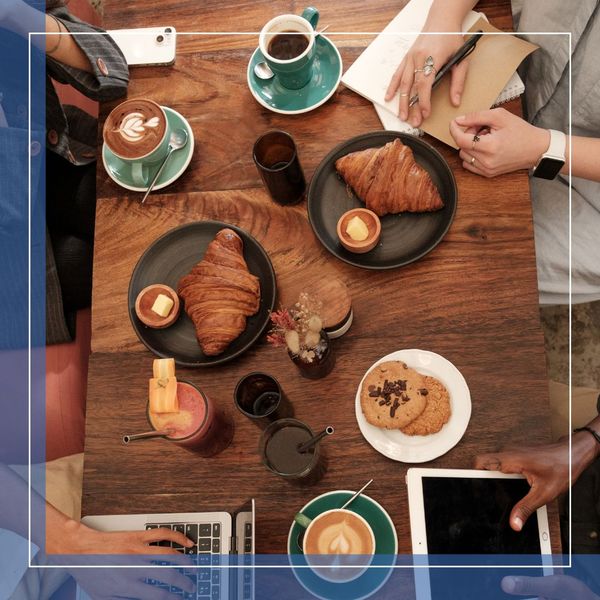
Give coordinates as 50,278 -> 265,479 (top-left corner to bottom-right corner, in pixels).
44,12 -> 93,72
385,0 -> 478,125
475,415 -> 600,531
45,6 -> 129,102
2,0 -> 90,70
565,136 -> 600,181
46,503 -> 194,555
449,108 -> 600,181
0,464 -> 193,555
2,1 -> 129,101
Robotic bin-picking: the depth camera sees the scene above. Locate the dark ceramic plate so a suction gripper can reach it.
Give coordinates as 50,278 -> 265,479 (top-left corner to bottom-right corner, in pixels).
307,131 -> 457,269
128,221 -> 276,367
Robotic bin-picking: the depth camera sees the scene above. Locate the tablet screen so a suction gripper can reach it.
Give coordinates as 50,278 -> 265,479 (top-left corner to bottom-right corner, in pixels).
422,476 -> 541,554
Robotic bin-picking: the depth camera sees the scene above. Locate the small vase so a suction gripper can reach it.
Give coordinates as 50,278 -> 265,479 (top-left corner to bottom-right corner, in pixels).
288,330 -> 336,379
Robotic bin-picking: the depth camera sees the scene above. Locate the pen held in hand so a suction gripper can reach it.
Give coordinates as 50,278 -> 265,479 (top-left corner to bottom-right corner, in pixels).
408,30 -> 484,109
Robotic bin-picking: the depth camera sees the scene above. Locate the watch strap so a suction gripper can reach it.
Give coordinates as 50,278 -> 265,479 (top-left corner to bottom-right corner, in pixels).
544,129 -> 566,161
574,426 -> 600,446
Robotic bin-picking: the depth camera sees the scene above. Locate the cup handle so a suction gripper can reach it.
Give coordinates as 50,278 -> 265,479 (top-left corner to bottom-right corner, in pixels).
301,7 -> 319,30
294,512 -> 312,529
131,162 -> 150,187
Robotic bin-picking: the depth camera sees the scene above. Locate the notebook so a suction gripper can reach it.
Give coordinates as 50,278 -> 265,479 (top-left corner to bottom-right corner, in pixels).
373,70 -> 526,134
341,0 -> 536,145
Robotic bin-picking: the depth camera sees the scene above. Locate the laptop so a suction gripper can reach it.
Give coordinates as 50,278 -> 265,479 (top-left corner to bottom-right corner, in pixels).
78,499 -> 255,600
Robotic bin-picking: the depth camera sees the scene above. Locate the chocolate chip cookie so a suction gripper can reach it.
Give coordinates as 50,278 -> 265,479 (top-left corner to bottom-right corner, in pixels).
401,375 -> 451,436
360,361 -> 427,429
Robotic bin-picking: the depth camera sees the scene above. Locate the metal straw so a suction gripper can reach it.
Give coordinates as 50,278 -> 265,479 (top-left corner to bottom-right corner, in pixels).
297,426 -> 334,453
340,479 -> 374,509
122,429 -> 174,444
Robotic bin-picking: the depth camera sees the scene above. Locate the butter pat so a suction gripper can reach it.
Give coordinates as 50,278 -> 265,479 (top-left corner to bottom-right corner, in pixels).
153,358 -> 176,379
151,293 -> 174,317
345,216 -> 369,241
149,376 -> 178,413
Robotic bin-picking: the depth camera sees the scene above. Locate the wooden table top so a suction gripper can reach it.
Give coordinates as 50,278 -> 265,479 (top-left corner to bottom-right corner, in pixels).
83,0 -> 560,555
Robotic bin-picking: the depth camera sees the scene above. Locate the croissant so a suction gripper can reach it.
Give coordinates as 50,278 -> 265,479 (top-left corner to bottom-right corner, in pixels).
177,229 -> 261,356
335,138 -> 444,216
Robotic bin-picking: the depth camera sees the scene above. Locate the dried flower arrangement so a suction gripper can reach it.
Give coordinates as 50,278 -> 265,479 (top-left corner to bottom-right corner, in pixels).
267,293 -> 325,363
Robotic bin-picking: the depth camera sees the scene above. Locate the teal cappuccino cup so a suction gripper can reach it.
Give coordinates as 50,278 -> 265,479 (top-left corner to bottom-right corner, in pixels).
103,97 -> 172,187
259,7 -> 320,90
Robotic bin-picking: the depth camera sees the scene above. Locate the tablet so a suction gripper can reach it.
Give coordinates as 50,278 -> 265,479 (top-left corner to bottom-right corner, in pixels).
407,469 -> 552,599
407,468 -> 552,555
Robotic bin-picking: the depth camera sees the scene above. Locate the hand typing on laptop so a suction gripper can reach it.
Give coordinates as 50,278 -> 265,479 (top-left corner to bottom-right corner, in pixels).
46,502 -> 194,555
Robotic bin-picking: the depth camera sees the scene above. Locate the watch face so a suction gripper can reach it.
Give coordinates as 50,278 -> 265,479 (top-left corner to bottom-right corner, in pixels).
534,157 -> 564,180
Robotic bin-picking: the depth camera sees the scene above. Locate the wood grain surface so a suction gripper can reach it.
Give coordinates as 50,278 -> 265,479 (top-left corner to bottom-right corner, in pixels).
84,0 -> 562,556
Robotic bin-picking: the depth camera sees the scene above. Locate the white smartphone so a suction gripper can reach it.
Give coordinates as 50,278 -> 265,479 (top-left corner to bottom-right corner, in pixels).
108,26 -> 177,66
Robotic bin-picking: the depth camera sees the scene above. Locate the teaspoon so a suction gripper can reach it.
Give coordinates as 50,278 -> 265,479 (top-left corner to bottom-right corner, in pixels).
141,128 -> 188,204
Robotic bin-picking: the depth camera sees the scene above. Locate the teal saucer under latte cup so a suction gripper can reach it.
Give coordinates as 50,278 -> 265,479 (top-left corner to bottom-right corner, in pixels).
259,7 -> 319,90
103,98 -> 171,187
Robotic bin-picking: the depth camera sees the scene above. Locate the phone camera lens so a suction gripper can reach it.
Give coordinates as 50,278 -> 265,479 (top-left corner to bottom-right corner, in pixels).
156,35 -> 165,44
165,27 -> 173,34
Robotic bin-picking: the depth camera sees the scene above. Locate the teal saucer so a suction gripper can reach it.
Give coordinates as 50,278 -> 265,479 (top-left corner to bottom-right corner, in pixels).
247,36 -> 342,114
287,491 -> 398,600
102,106 -> 194,193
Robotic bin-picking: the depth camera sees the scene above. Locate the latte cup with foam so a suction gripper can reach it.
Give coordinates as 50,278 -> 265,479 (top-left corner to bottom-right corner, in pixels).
103,98 -> 171,186
295,508 -> 376,583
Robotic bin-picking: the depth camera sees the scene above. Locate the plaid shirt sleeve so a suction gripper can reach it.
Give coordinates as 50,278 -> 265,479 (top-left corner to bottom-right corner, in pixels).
46,7 -> 129,102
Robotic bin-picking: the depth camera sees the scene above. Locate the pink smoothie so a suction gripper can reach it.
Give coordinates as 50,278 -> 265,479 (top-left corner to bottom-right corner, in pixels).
149,382 -> 207,439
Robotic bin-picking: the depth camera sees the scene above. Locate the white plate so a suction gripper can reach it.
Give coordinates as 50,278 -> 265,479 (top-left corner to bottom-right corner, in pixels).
355,349 -> 471,463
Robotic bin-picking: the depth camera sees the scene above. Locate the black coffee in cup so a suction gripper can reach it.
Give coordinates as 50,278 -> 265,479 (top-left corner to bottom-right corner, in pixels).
268,30 -> 310,60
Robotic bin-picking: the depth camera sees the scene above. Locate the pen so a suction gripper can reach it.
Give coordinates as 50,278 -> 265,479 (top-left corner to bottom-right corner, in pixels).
408,29 -> 483,108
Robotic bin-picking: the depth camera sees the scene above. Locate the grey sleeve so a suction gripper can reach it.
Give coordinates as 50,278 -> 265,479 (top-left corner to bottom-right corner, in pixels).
46,7 -> 129,101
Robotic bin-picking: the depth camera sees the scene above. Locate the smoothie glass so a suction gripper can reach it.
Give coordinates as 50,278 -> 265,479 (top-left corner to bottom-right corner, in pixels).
148,380 -> 233,457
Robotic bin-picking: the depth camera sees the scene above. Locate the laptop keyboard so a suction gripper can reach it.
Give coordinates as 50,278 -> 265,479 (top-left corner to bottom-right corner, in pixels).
146,521 -> 222,554
144,521 -> 253,599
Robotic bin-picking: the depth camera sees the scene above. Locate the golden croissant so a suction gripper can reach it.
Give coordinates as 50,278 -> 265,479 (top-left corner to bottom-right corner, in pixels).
177,229 -> 261,356
335,138 -> 444,216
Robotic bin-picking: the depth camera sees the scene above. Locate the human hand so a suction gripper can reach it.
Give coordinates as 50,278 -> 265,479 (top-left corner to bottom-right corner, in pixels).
449,108 -> 550,177
48,519 -> 195,555
502,574 -> 600,600
385,30 -> 470,126
70,556 -> 196,600
474,440 -> 570,532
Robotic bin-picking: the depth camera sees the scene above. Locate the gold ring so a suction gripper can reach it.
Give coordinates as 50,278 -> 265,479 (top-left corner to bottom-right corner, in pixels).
414,68 -> 424,73
400,93 -> 409,97
470,156 -> 476,166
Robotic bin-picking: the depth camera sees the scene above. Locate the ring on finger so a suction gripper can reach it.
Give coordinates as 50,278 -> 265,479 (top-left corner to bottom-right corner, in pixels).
469,156 -> 476,166
471,133 -> 481,151
422,55 -> 436,77
400,92 -> 409,97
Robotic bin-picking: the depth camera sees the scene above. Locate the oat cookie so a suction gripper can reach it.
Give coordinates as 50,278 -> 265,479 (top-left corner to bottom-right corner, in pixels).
401,375 -> 451,436
360,361 -> 427,429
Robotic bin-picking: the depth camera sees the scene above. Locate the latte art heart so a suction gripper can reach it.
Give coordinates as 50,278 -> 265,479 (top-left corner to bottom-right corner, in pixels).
103,98 -> 167,160
318,520 -> 369,554
117,112 -> 161,143
304,510 -> 374,557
